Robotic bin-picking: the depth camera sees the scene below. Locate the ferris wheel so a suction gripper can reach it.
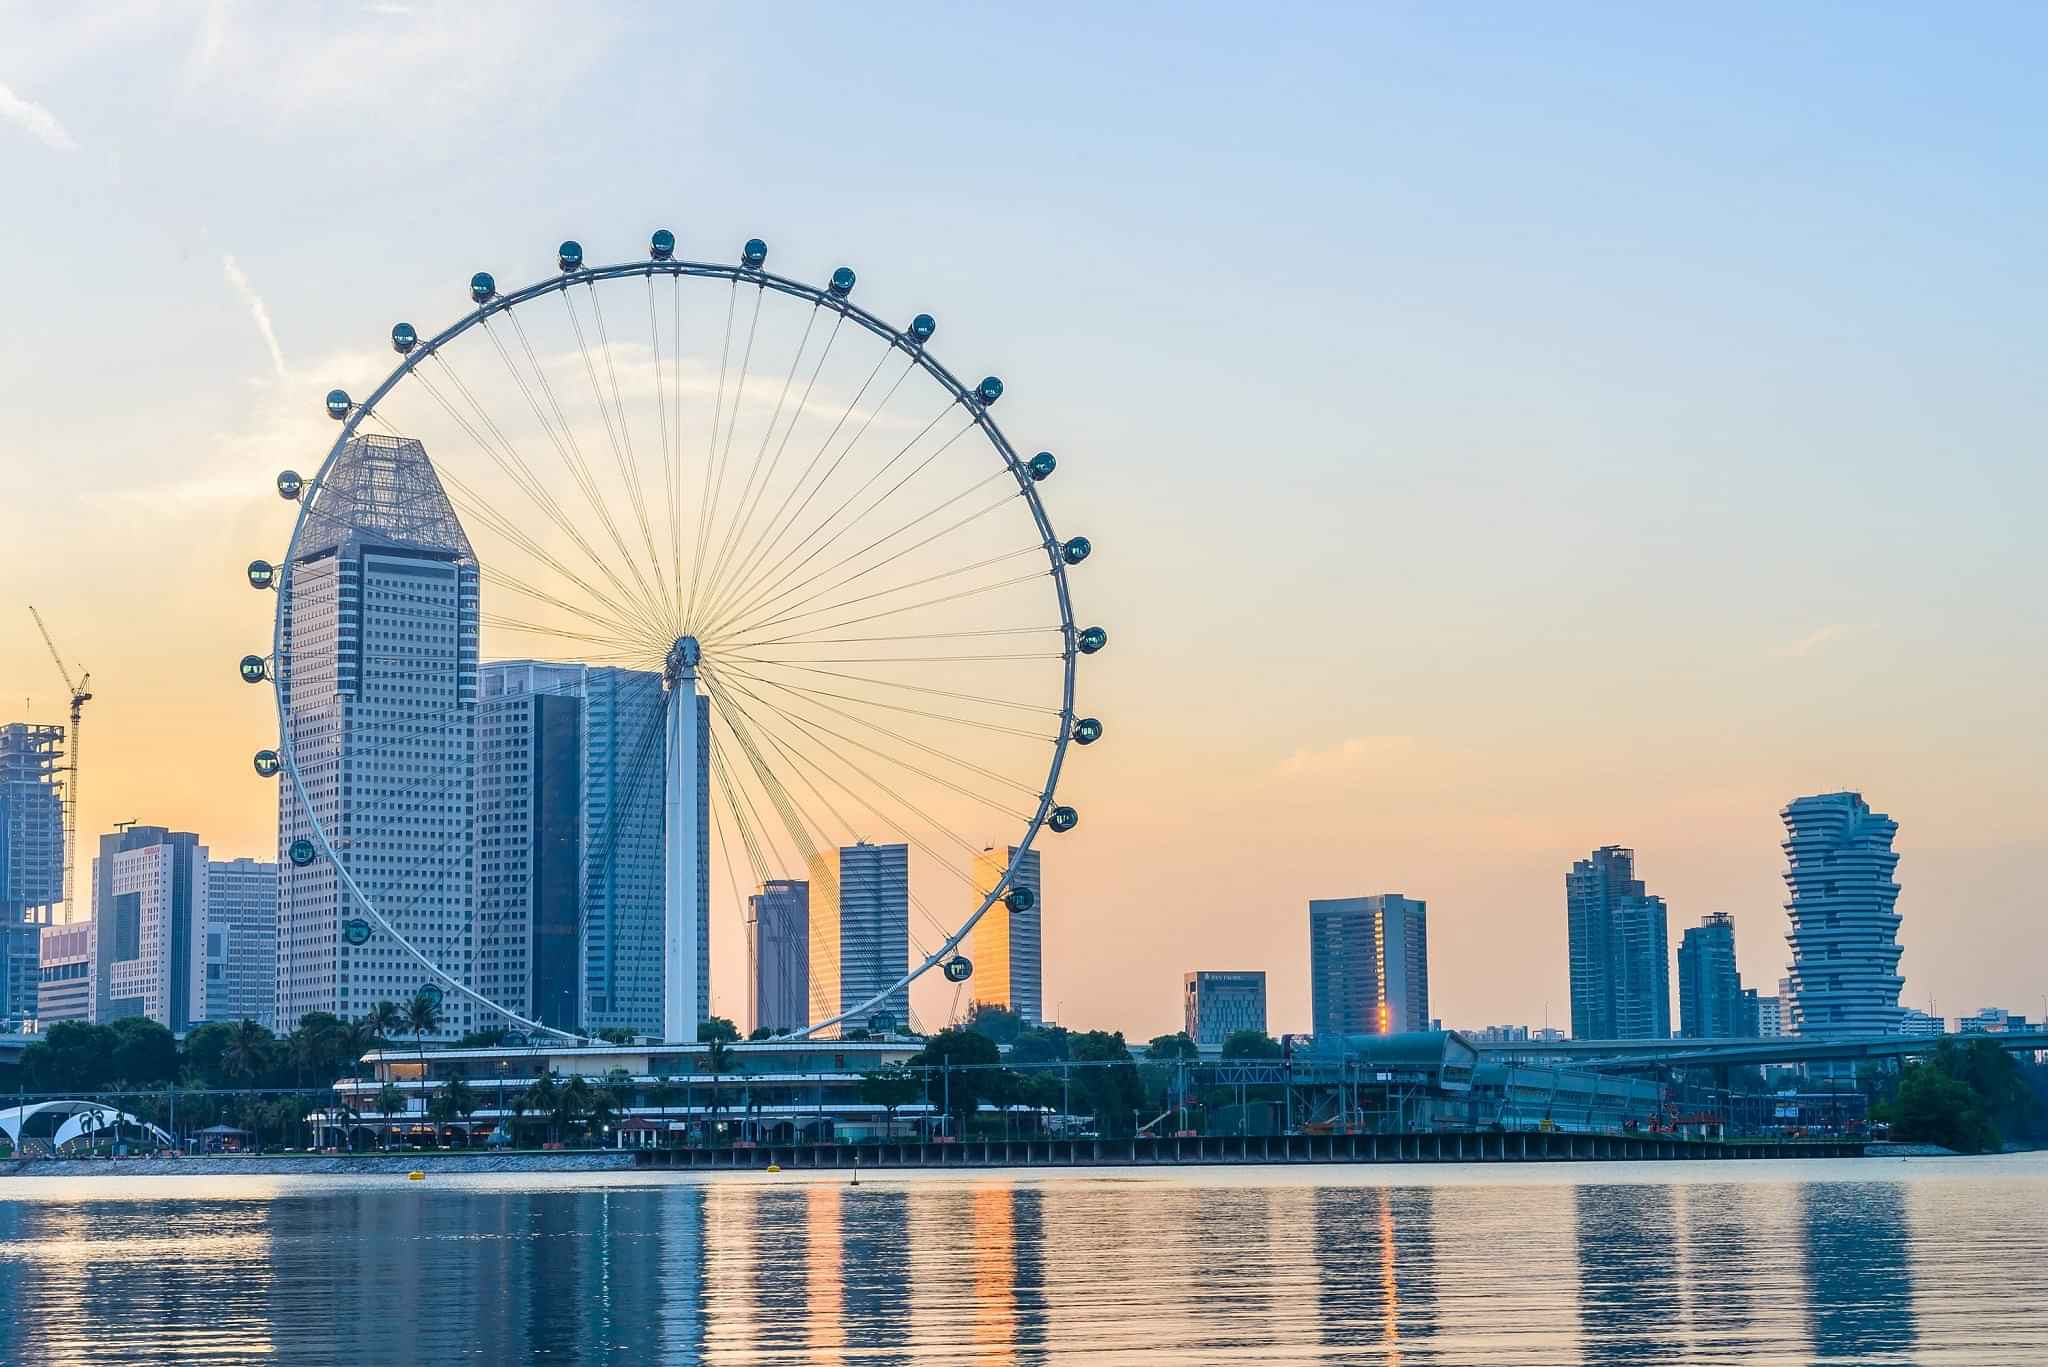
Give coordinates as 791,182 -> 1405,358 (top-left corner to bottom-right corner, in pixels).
243,229 -> 1104,1043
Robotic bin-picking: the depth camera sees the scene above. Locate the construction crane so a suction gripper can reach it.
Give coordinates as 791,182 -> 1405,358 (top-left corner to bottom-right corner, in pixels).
27,605 -> 91,917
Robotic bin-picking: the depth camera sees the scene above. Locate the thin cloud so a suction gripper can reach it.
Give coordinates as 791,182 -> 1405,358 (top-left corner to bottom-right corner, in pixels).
1277,734 -> 1416,777
0,81 -> 77,150
1773,623 -> 1861,659
222,254 -> 288,379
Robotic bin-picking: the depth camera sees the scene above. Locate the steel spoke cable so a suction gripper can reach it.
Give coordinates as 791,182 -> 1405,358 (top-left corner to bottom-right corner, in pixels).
689,281 -> 770,632
645,276 -> 679,623
708,658 -> 1058,717
701,666 -> 1030,825
685,280 -> 742,632
412,359 -> 664,641
706,396 -> 958,637
718,556 -> 1044,645
493,309 -> 669,626
703,671 -> 990,878
704,350 -> 920,631
707,658 -> 1041,799
719,476 -> 1011,640
573,280 -> 672,626
474,566 -> 645,646
698,302 -> 826,618
709,688 -> 958,948
706,658 -> 1057,743
698,310 -> 846,628
451,486 -> 661,644
476,614 -> 647,653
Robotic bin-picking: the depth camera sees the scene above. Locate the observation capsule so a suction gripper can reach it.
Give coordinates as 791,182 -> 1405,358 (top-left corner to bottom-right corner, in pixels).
418,983 -> 445,1009
288,837 -> 317,867
943,956 -> 974,984
470,271 -> 496,304
1048,805 -> 1079,834
1072,716 -> 1103,745
1077,625 -> 1108,654
391,321 -> 418,354
1061,536 -> 1092,565
741,238 -> 768,269
1027,451 -> 1056,481
907,313 -> 936,343
976,376 -> 1004,405
1004,884 -> 1037,913
325,389 -> 351,420
650,228 -> 676,260
276,470 -> 303,501
558,240 -> 584,272
828,266 -> 856,297
247,559 -> 275,590
252,749 -> 281,778
238,654 -> 267,684
342,918 -> 372,946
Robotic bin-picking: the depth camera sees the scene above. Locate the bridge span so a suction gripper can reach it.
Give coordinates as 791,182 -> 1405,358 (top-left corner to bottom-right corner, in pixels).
1475,1031 -> 2048,1071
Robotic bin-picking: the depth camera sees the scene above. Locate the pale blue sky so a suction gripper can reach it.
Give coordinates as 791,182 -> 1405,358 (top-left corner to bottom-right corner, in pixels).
3,4 -> 2043,1033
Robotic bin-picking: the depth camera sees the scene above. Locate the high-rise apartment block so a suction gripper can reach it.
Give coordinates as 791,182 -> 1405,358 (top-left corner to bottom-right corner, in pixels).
1565,846 -> 1670,1040
206,857 -> 278,1029
1677,912 -> 1755,1039
36,920 -> 92,1024
1184,970 -> 1267,1046
968,845 -> 1042,1025
277,435 -> 479,1040
1308,893 -> 1430,1038
0,723 -> 64,1025
748,879 -> 810,1036
1781,792 -> 1903,1038
810,842 -> 909,1033
94,826 -> 205,1030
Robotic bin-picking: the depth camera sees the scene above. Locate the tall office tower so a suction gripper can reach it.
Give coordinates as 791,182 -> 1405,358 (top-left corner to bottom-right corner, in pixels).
661,640 -> 711,1043
1566,846 -> 1671,1040
809,841 -> 910,1034
1183,970 -> 1267,1047
1781,791 -> 1903,1038
36,920 -> 92,1024
747,879 -> 810,1036
967,845 -> 1043,1025
473,662 -> 668,1038
0,724 -> 63,1025
1308,894 -> 1430,1038
206,858 -> 279,1029
1677,912 -> 1753,1039
92,826 -> 206,1030
582,666 -> 667,1038
278,434 -> 479,1039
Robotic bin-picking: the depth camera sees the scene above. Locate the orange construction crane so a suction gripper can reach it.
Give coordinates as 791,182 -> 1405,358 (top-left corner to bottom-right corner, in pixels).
27,605 -> 91,917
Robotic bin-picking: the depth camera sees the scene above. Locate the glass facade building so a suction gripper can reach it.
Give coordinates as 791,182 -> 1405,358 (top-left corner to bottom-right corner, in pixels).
968,845 -> 1042,1025
206,857 -> 278,1029
1566,847 -> 1670,1041
1677,912 -> 1754,1039
1183,970 -> 1267,1046
1309,894 -> 1430,1038
747,879 -> 810,1036
809,842 -> 909,1033
0,723 -> 64,1025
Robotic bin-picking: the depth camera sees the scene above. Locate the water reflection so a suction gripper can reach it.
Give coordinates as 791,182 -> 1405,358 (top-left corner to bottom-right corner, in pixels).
0,1163 -> 2041,1364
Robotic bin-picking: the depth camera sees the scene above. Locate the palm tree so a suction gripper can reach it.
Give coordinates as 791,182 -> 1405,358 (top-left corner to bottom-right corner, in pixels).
558,1076 -> 594,1146
337,1018 -> 378,1083
364,1000 -> 405,1047
375,1082 -> 406,1151
705,1037 -> 733,1142
437,1077 -> 479,1147
405,991 -> 442,1084
524,1073 -> 563,1145
223,1019 -> 270,1085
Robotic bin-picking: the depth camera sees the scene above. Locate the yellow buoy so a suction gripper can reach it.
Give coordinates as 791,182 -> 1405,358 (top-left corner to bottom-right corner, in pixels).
765,1163 -> 781,1173
408,1171 -> 425,1181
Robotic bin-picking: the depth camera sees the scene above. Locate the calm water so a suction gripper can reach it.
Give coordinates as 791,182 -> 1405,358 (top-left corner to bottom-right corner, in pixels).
2,1156 -> 2045,1364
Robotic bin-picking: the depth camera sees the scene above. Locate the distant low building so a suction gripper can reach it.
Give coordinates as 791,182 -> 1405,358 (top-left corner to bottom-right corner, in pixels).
1184,971 -> 1267,1047
1468,1025 -> 1531,1044
1752,993 -> 1784,1038
36,920 -> 92,1025
1897,1008 -> 1945,1037
1958,1007 -> 2033,1036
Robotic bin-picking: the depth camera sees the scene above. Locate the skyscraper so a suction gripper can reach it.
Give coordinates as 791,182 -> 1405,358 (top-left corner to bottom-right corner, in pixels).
0,723 -> 63,1026
747,879 -> 809,1036
809,841 -> 909,1033
1781,791 -> 1903,1038
1677,912 -> 1753,1039
1308,894 -> 1430,1038
206,857 -> 278,1029
93,825 -> 205,1030
1566,847 -> 1670,1040
968,845 -> 1042,1025
661,640 -> 711,1043
278,434 -> 478,1039
582,666 -> 667,1038
1184,970 -> 1267,1046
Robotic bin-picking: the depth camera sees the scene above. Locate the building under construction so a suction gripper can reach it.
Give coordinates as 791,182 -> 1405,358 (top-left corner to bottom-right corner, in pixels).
0,723 -> 64,1026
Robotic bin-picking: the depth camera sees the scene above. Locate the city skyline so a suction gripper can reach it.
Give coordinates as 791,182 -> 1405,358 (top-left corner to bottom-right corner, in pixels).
3,7 -> 2044,1037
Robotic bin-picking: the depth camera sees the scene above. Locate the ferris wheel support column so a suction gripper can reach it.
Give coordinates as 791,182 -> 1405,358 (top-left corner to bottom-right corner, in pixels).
663,636 -> 709,1043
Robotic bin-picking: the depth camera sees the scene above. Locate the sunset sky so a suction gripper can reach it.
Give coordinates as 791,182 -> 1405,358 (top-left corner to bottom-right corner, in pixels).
3,4 -> 2043,1038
